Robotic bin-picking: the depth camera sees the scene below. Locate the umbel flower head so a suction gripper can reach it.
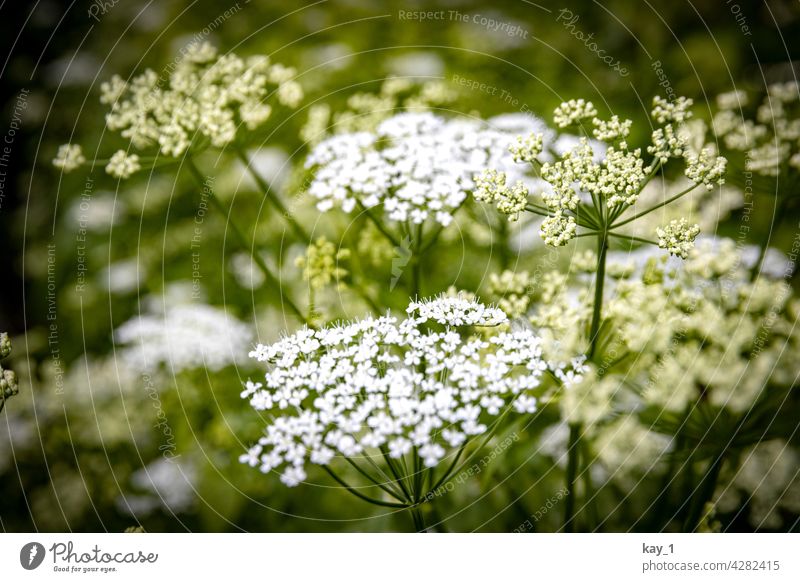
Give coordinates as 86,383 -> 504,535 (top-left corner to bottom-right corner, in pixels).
304,112 -> 534,227
712,81 -> 800,176
474,95 -> 727,257
115,303 -> 252,373
53,41 -> 303,177
241,296 -> 583,487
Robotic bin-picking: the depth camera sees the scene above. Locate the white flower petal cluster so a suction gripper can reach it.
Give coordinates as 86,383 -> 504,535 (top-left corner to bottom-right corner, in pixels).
100,42 -> 302,159
485,270 -> 533,318
648,124 -> 685,163
474,169 -> 529,220
553,99 -> 597,128
105,150 -> 141,179
53,144 -> 86,172
717,440 -> 800,529
540,211 -> 577,247
716,90 -> 748,110
684,148 -> 727,189
241,296 -> 579,487
475,96 -> 726,252
509,132 -> 544,163
115,304 -> 252,373
531,235 -> 800,419
305,112 -> 531,226
651,96 -> 693,124
712,82 -> 800,176
592,115 -> 632,143
656,218 -> 701,259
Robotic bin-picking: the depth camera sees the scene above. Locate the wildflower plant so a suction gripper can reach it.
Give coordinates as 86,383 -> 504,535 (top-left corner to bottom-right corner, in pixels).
303,111 -> 542,296
711,82 -> 800,278
240,295 -> 584,530
474,96 -> 729,530
52,42 -> 312,325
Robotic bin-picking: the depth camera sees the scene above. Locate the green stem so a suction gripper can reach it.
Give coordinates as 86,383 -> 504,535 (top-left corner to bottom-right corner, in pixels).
588,231 -> 608,360
607,232 -> 659,246
235,149 -> 309,241
581,438 -> 599,531
359,203 -> 401,248
411,224 -> 423,298
185,159 -> 310,326
611,183 -> 698,228
344,456 -> 406,501
683,452 -> 725,532
380,446 -> 413,501
563,423 -> 582,532
409,506 -> 426,532
322,466 -> 409,509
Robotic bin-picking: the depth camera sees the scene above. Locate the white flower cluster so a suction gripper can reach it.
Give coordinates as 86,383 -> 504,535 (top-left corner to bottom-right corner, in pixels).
540,211 -> 578,247
530,235 -> 800,423
474,169 -> 529,220
241,296 -> 580,487
300,77 -> 458,145
485,270 -> 533,318
305,112 -> 533,226
656,218 -> 701,259
53,144 -> 86,173
648,124 -> 685,163
99,42 -> 302,161
106,150 -> 141,179
553,99 -> 598,128
592,115 -> 632,144
684,148 -> 727,190
115,303 -> 253,373
716,440 -> 800,529
651,96 -> 694,124
713,82 -> 800,176
509,132 -> 544,163
472,95 -> 723,251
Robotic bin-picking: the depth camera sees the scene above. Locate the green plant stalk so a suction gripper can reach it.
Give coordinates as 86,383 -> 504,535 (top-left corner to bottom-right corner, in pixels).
235,149 -> 309,241
410,222 -> 423,298
321,466 -> 409,509
683,452 -> 726,532
563,212 -> 609,532
588,231 -> 609,359
611,183 -> 697,228
563,423 -> 582,532
410,505 -> 426,532
185,159 -> 310,326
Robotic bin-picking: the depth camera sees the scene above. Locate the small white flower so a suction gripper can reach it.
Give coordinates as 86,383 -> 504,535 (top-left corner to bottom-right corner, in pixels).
592,115 -> 632,143
553,99 -> 597,128
656,218 -> 700,259
540,211 -> 577,247
651,95 -> 693,124
509,132 -> 544,163
105,150 -> 140,179
684,148 -> 727,189
53,144 -> 86,172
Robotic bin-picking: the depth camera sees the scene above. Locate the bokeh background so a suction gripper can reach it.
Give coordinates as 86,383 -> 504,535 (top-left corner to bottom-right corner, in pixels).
1,0 -> 799,532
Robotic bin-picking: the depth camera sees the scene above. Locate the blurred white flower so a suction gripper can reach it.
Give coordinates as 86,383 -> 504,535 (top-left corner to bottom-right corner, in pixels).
115,304 -> 252,373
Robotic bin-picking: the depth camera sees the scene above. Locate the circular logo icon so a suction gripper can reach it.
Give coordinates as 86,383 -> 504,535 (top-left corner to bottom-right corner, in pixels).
20,542 -> 46,570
